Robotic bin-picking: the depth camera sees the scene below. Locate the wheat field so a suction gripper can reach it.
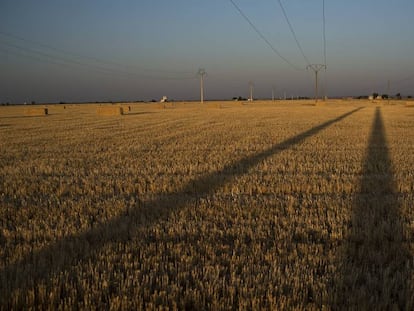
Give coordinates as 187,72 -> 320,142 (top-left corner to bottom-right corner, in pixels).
1,101 -> 413,309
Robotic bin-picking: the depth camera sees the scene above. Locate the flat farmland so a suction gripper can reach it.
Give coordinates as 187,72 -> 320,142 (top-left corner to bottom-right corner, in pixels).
1,101 -> 414,309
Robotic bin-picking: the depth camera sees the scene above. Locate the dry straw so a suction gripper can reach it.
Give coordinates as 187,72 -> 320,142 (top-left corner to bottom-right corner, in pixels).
206,102 -> 224,109
158,102 -> 175,109
96,106 -> 124,116
24,108 -> 48,116
2,103 -> 414,309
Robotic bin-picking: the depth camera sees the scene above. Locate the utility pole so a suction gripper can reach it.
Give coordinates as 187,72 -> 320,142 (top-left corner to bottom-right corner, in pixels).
198,68 -> 206,103
249,81 -> 254,101
272,86 -> 275,102
307,64 -> 326,102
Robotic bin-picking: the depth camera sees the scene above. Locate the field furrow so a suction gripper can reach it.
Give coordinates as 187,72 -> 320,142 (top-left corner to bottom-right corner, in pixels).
1,101 -> 413,309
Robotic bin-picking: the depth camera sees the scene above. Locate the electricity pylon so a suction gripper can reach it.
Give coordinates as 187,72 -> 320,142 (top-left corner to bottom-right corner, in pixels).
197,68 -> 206,103
307,64 -> 326,102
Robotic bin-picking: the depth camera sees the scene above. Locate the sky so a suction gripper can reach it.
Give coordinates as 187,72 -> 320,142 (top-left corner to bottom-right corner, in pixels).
1,0 -> 414,103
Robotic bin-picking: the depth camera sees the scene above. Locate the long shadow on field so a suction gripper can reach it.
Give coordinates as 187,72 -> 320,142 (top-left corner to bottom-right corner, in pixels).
0,107 -> 363,306
332,107 -> 411,309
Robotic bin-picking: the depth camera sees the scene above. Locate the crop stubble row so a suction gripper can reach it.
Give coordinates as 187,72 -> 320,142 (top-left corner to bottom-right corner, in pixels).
0,102 -> 413,309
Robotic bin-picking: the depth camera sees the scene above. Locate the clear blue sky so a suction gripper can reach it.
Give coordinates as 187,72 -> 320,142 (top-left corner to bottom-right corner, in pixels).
1,0 -> 414,103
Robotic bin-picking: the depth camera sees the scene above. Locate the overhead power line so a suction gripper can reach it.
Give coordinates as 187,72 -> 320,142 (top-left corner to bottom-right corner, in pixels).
1,40 -> 121,75
0,46 -> 87,71
0,31 -> 194,75
0,41 -> 195,81
0,31 -> 196,80
228,0 -> 303,71
276,0 -> 311,66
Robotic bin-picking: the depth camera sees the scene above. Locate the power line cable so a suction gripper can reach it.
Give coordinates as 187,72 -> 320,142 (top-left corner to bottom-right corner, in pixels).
1,40 -> 119,73
276,0 -> 311,66
0,47 -> 196,82
0,31 -> 195,77
228,0 -> 303,71
0,46 -> 86,71
0,45 -> 173,80
0,38 -> 196,81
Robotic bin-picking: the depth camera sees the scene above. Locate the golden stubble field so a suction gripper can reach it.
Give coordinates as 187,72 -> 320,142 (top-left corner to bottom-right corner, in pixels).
1,100 -> 414,309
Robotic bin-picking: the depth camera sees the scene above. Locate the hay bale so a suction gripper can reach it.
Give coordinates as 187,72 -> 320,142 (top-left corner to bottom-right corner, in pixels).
125,105 -> 132,113
96,106 -> 124,116
207,102 -> 224,109
24,108 -> 48,116
405,102 -> 414,107
117,105 -> 131,113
